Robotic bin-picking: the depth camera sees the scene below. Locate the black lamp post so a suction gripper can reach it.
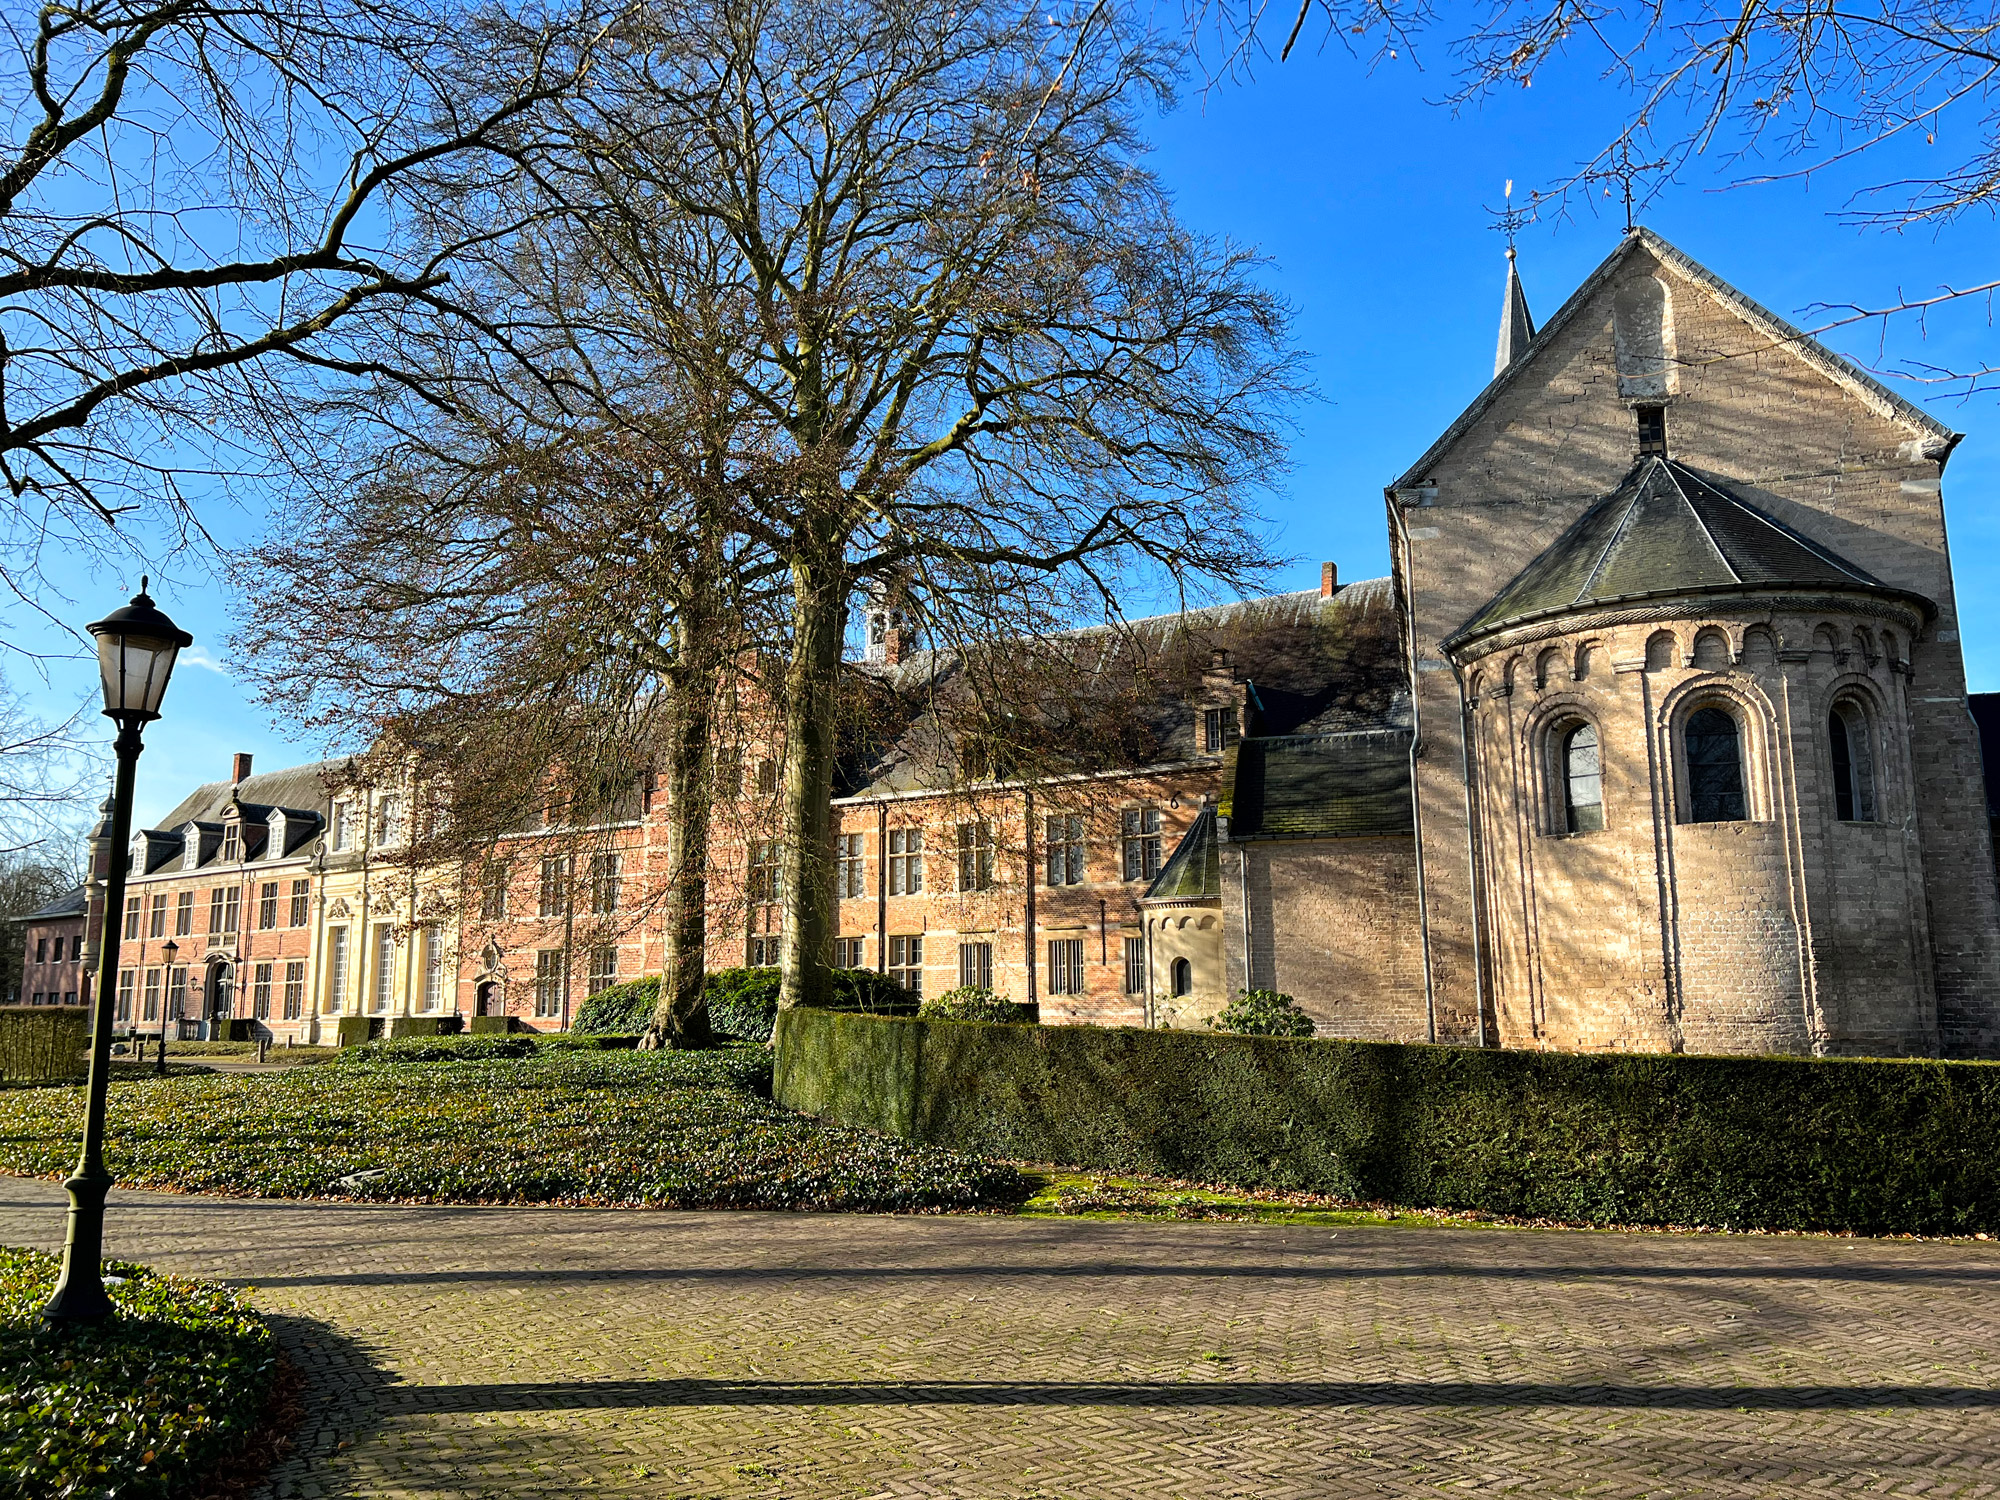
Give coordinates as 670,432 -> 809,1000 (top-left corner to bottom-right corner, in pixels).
156,939 -> 178,1075
43,579 -> 191,1324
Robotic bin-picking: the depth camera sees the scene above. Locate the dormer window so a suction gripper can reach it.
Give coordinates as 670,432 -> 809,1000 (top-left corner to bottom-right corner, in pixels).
331,802 -> 352,852
1201,706 -> 1237,754
220,822 -> 241,863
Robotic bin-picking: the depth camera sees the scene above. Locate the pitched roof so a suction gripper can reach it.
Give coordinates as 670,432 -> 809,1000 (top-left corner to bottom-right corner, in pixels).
150,756 -> 347,834
1393,227 -> 1959,493
1446,458 -> 1933,650
11,885 -> 86,924
1221,729 -> 1414,842
839,579 -> 1409,798
1142,806 -> 1220,903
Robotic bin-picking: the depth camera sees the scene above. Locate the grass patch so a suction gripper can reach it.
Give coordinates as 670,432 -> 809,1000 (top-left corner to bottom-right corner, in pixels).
1015,1170 -> 1496,1228
0,1047 -> 1022,1212
0,1246 -> 278,1500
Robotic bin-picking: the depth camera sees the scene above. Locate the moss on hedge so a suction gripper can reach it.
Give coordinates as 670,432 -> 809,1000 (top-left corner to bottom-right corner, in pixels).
0,1247 -> 276,1500
775,1011 -> 2000,1234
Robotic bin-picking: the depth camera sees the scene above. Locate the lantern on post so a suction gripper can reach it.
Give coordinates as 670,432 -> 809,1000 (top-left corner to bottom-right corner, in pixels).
43,580 -> 191,1323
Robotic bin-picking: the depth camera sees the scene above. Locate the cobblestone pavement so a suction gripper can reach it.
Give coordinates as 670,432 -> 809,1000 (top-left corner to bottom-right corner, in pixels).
3,1177 -> 1997,1500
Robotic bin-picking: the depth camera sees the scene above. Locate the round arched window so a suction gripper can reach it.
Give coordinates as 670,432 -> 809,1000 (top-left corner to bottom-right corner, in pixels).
1562,723 -> 1604,833
1829,701 -> 1877,822
1170,958 -> 1192,997
1686,706 -> 1747,822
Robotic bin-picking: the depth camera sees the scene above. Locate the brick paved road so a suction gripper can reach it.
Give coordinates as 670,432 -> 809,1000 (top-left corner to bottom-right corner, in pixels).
3,1177 -> 1997,1499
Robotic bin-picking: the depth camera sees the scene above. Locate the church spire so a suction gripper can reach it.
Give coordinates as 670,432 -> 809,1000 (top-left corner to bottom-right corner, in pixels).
1495,246 -> 1535,377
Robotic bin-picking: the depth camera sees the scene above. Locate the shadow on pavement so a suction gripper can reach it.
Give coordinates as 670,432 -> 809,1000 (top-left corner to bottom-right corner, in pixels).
379,1377 -> 2000,1414
255,1313 -> 399,1499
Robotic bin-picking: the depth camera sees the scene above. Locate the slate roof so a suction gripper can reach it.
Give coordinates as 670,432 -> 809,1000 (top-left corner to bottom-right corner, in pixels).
1446,457 -> 1933,651
1143,806 -> 1220,903
8,885 -> 86,925
1221,729 -> 1414,841
839,578 -> 1410,799
151,757 -> 346,834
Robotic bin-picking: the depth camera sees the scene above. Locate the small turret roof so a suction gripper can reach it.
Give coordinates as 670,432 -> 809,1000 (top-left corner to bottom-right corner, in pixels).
1495,250 -> 1535,377
1448,457 -> 1933,650
1142,806 -> 1220,903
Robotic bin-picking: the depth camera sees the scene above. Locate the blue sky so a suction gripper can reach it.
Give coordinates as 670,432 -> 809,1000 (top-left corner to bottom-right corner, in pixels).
16,29 -> 2000,829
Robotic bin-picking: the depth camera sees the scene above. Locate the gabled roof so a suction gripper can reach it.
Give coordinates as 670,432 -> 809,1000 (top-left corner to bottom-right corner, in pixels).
151,757 -> 346,837
1142,806 -> 1220,903
1446,457 -> 1934,651
9,885 -> 86,925
1393,227 -> 1959,493
1221,728 -> 1414,842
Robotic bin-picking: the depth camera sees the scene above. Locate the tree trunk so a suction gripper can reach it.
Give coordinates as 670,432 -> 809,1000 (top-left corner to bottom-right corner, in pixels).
642,626 -> 715,1050
778,551 -> 847,1011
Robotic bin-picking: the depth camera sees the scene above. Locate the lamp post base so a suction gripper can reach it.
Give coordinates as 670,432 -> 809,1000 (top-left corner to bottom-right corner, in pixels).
41,1167 -> 115,1322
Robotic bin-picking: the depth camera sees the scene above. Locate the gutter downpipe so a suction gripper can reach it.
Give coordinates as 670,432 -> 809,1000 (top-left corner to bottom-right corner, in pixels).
1452,656 -> 1493,1049
1388,491 -> 1439,1044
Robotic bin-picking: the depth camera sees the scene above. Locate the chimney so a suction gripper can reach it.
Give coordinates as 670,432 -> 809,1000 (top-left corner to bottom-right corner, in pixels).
232,752 -> 253,785
1320,561 -> 1338,598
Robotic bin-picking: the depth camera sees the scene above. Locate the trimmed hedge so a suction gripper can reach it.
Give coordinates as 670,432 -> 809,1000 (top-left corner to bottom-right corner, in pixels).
0,1007 -> 87,1082
775,1010 -> 2000,1234
572,966 -> 918,1045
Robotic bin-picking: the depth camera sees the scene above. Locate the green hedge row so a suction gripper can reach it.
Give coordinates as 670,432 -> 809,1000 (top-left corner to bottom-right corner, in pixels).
0,1007 -> 87,1082
774,1010 -> 2000,1234
574,966 -> 918,1043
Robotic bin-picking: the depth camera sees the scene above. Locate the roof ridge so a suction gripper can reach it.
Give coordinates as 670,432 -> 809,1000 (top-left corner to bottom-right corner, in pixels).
1574,461 -> 1660,603
1661,460 -> 1744,586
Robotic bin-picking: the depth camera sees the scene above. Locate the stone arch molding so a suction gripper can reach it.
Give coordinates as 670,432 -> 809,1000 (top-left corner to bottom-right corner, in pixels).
1517,689 -> 1604,836
1657,673 -> 1781,824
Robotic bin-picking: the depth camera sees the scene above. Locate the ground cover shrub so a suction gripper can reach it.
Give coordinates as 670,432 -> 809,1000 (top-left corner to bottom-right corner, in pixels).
1209,990 -> 1314,1037
0,1048 -> 1022,1212
0,1246 -> 276,1500
920,988 -> 1036,1024
706,966 -> 780,1042
777,1010 -> 2000,1234
332,1033 -> 538,1065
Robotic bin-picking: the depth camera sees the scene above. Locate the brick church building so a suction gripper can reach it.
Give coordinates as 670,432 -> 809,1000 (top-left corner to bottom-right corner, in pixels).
35,227 -> 2000,1059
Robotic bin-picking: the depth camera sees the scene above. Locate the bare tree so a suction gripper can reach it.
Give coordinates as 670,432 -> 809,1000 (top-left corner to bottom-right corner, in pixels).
1203,0 -> 2000,388
0,0 -> 597,608
537,0 -> 1302,1011
240,415 -> 776,1045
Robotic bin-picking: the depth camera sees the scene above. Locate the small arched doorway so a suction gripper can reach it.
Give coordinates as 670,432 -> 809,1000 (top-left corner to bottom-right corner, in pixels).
475,980 -> 499,1017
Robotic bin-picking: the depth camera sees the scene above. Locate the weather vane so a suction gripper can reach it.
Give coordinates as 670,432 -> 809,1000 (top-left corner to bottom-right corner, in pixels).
1488,178 -> 1535,259
1581,139 -> 1669,233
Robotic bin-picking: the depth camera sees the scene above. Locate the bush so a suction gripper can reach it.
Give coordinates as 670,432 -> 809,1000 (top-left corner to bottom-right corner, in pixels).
332,1033 -> 538,1065
706,966 -> 781,1042
776,1009 -> 2000,1235
571,977 -> 659,1036
1209,989 -> 1314,1037
0,1048 -> 1022,1212
920,988 -> 1035,1025
0,1246 -> 276,1500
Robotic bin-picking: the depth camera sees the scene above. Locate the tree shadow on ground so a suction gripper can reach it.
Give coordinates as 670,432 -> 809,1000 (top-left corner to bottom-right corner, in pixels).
253,1313 -> 399,1500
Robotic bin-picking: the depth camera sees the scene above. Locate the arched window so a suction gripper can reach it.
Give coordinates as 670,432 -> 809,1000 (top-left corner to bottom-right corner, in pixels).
1829,702 -> 1877,822
1685,706 -> 1747,822
1170,958 -> 1192,997
1562,723 -> 1605,833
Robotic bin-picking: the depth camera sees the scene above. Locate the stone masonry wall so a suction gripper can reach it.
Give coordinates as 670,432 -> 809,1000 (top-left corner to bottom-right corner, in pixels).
1397,234 -> 2000,1054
